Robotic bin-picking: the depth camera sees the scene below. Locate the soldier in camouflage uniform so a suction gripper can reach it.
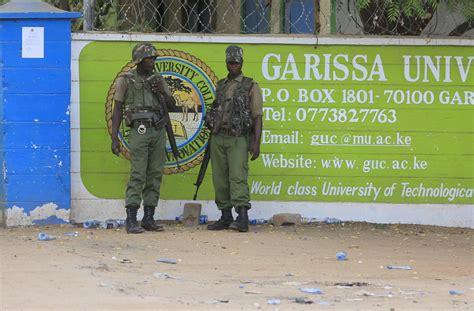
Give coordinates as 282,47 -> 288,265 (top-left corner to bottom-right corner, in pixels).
110,43 -> 176,234
205,45 -> 263,232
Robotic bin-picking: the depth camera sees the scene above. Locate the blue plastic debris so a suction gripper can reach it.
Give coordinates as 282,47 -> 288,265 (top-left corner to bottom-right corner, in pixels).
199,215 -> 208,224
299,287 -> 323,294
249,219 -> 267,225
267,299 -> 281,305
336,251 -> 347,261
449,290 -> 463,295
386,265 -> 412,270
323,217 -> 342,224
83,220 -> 101,229
37,232 -> 56,241
157,258 -> 177,264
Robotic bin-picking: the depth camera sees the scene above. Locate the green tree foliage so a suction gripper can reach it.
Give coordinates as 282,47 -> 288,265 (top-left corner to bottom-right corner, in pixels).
355,0 -> 473,35
46,0 -> 83,30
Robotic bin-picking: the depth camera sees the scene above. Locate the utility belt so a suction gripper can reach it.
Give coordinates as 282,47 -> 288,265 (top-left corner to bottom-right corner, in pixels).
217,126 -> 246,137
125,110 -> 165,135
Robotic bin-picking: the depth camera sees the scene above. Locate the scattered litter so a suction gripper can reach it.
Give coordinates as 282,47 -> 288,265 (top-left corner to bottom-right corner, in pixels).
386,265 -> 412,270
334,282 -> 369,287
299,287 -> 323,294
96,263 -> 110,272
240,280 -> 255,284
294,297 -> 313,304
153,272 -> 175,279
357,290 -> 375,297
120,259 -> 132,264
285,273 -> 294,277
301,217 -> 318,224
249,219 -> 268,225
83,220 -> 101,229
245,291 -> 263,295
323,217 -> 342,224
175,215 -> 184,222
346,298 -> 364,302
64,231 -> 79,237
208,299 -> 229,304
449,290 -> 464,295
336,251 -> 347,261
111,256 -> 117,261
37,232 -> 56,241
199,215 -> 208,224
267,299 -> 281,305
84,219 -> 124,229
239,284 -> 244,289
98,282 -> 114,289
116,219 -> 125,226
99,219 -> 120,229
157,258 -> 177,264
318,301 -> 330,306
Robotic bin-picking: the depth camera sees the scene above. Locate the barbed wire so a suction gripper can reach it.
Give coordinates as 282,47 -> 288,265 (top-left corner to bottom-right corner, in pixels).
83,0 -> 320,34
2,0 -> 471,36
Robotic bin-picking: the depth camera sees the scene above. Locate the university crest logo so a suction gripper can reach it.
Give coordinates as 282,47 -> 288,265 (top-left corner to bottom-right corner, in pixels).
105,49 -> 218,174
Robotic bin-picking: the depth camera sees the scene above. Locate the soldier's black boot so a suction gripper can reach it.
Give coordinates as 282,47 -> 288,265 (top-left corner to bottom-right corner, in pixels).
229,207 -> 249,232
125,206 -> 145,234
207,208 -> 233,230
141,206 -> 164,231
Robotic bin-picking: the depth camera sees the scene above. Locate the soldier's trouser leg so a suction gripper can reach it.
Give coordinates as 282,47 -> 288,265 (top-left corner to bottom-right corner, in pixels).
125,128 -> 150,207
227,136 -> 251,209
142,128 -> 166,207
210,134 -> 250,210
210,134 -> 232,210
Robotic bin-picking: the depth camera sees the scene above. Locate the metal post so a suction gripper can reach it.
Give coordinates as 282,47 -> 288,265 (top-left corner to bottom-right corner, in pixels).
270,0 -> 282,33
216,0 -> 241,33
83,0 -> 94,31
319,0 -> 331,35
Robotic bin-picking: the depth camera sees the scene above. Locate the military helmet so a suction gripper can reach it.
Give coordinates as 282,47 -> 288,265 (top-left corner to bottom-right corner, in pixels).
226,45 -> 243,63
132,43 -> 157,64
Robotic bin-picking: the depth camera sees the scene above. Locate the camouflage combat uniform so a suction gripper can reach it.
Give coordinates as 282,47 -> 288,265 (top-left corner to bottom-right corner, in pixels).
111,43 -> 175,233
205,46 -> 263,231
114,70 -> 173,209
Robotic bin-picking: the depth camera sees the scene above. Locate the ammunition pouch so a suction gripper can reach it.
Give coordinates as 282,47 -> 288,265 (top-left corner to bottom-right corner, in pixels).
125,110 -> 165,130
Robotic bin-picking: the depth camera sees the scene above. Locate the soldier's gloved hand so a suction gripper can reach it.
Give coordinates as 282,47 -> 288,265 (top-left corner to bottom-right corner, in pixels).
250,143 -> 260,161
111,139 -> 121,156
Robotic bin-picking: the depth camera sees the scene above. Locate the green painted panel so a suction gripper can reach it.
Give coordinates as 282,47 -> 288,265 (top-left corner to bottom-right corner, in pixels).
79,41 -> 474,204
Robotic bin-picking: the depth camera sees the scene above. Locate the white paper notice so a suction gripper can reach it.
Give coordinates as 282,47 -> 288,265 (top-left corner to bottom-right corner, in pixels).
22,27 -> 44,58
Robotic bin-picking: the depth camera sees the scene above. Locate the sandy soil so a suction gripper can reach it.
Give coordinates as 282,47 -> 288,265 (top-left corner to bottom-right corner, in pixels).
0,222 -> 472,310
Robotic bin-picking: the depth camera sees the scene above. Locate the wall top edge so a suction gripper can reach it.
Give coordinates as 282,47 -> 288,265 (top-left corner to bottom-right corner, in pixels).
0,12 -> 81,19
71,32 -> 474,46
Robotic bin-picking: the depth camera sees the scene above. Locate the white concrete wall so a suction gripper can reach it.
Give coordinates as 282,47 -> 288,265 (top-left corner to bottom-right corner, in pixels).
70,33 -> 474,228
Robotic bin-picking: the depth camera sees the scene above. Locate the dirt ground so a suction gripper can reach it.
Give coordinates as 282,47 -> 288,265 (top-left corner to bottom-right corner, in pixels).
0,221 -> 472,310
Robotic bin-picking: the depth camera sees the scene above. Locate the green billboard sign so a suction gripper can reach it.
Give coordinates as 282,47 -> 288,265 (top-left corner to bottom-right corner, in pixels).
79,41 -> 473,204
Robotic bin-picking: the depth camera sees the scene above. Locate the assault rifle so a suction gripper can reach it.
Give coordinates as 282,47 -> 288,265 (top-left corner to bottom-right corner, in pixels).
147,74 -> 180,170
193,138 -> 211,200
162,98 -> 180,170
